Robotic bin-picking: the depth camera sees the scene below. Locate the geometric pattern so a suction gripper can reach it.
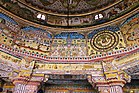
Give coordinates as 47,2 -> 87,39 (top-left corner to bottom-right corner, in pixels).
91,30 -> 119,52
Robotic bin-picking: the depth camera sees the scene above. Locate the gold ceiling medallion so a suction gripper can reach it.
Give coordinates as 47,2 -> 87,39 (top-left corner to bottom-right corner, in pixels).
91,30 -> 119,52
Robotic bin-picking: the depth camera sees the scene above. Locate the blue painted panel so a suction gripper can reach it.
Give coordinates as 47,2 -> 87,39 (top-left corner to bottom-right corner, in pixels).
121,13 -> 139,26
0,13 -> 17,24
21,26 -> 52,38
88,26 -> 120,39
55,32 -> 85,39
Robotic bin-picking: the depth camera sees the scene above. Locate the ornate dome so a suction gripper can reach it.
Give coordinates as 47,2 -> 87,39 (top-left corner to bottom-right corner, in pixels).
0,0 -> 138,27
24,0 -> 117,15
0,0 -> 139,93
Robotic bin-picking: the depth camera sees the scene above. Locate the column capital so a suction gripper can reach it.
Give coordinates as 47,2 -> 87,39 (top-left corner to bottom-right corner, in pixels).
12,75 -> 45,86
12,75 -> 45,93
104,71 -> 131,85
87,71 -> 131,88
87,71 -> 131,93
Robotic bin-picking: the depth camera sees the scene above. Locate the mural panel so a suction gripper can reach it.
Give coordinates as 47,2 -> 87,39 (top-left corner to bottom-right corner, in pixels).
121,13 -> 139,46
90,30 -> 119,52
0,13 -> 52,56
51,32 -> 87,57
87,26 -> 126,56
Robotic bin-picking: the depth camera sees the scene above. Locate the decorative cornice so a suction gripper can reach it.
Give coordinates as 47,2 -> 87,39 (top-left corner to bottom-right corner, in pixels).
0,43 -> 138,63
96,80 -> 126,87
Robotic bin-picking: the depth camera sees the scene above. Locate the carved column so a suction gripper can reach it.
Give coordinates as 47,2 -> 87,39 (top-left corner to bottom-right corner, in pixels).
3,82 -> 14,93
87,70 -> 131,93
98,86 -> 123,93
97,81 -> 125,93
12,74 -> 46,93
99,61 -> 130,93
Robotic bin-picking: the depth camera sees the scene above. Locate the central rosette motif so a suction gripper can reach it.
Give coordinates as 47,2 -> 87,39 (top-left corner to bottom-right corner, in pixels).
91,30 -> 119,52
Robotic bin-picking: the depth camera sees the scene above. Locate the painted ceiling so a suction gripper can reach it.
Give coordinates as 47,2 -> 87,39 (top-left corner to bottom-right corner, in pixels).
0,0 -> 139,84
0,0 -> 138,63
0,9 -> 138,59
24,0 -> 119,15
0,0 -> 138,27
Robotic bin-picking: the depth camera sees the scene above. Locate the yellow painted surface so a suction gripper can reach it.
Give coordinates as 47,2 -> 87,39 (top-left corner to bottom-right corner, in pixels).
0,51 -> 21,63
35,63 -> 102,70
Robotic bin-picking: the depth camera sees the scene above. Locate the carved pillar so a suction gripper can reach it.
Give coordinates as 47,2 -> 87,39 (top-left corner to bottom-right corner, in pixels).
97,60 -> 131,93
98,86 -> 123,93
12,74 -> 47,93
13,77 -> 39,93
3,83 -> 14,93
87,71 -> 131,93
97,81 -> 125,93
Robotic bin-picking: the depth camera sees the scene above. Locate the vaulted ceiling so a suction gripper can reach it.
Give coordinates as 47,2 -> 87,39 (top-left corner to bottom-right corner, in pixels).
0,0 -> 138,28
0,0 -> 139,85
